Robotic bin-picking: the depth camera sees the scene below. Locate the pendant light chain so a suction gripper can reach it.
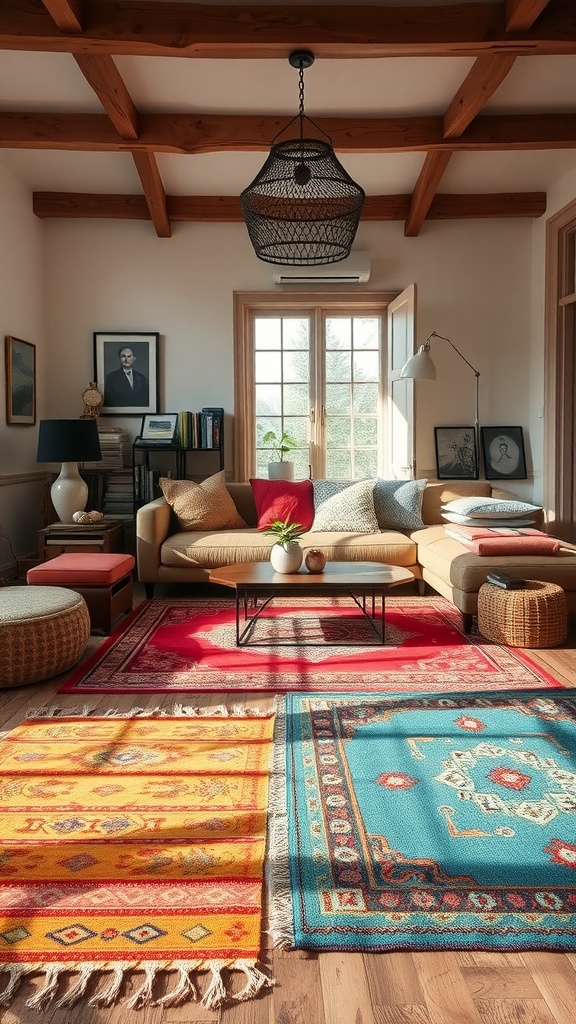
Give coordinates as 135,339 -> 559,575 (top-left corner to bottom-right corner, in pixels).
298,61 -> 305,138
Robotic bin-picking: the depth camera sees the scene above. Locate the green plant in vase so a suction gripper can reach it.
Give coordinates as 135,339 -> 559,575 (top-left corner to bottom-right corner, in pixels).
261,429 -> 298,480
263,518 -> 305,573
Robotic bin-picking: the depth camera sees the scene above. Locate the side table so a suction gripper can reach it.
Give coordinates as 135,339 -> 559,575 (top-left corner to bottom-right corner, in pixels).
38,519 -> 125,561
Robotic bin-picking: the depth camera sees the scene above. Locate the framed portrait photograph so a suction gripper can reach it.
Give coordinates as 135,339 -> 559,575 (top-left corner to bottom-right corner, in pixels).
94,331 -> 159,415
481,426 -> 527,480
434,426 -> 479,480
5,336 -> 36,425
139,413 -> 178,443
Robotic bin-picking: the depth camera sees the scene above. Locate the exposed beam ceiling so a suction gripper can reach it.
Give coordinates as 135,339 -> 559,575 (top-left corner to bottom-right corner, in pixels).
1,1 -> 573,238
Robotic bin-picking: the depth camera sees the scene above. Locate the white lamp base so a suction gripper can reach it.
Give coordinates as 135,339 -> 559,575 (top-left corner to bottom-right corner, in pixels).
50,462 -> 88,523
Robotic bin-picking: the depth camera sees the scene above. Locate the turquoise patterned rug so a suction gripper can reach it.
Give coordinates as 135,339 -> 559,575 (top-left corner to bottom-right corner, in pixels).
270,691 -> 576,952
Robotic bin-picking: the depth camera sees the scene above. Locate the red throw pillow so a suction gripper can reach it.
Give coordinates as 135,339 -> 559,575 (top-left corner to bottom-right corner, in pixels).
250,478 -> 314,531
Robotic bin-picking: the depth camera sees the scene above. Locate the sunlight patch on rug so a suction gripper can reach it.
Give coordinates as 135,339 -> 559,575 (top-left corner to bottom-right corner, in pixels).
270,691 -> 576,952
59,596 -> 561,694
0,708 -> 275,1011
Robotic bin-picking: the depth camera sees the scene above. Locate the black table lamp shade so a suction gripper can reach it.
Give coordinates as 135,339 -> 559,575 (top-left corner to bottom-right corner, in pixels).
37,419 -> 102,463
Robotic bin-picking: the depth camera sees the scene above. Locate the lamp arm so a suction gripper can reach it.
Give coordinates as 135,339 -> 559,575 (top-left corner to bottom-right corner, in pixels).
426,333 -> 480,464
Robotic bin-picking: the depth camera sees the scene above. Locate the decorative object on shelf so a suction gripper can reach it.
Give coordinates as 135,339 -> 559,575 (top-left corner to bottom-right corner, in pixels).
480,425 -> 527,480
5,335 -> 36,426
138,412 -> 179,444
305,548 -> 326,573
240,51 -> 365,267
433,426 -> 479,481
263,518 -> 304,573
93,331 -> 159,416
72,509 -> 104,524
80,381 -> 103,419
37,418 -> 102,523
261,429 -> 298,480
401,331 -> 481,474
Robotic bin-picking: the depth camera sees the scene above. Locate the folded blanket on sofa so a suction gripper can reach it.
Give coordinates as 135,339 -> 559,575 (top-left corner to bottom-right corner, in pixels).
444,524 -> 545,541
447,533 -> 561,556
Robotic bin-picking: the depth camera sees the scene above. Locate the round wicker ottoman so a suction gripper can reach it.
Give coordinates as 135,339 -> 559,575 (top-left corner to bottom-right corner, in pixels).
477,580 -> 567,648
0,586 -> 90,688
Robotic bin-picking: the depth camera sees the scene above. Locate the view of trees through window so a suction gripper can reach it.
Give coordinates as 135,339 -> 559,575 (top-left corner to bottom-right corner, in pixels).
254,312 -> 382,479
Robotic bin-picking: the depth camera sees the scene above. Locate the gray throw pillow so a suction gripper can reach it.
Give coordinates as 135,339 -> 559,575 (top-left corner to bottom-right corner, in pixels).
312,479 -> 355,509
442,496 -> 541,519
373,478 -> 427,530
311,479 -> 379,533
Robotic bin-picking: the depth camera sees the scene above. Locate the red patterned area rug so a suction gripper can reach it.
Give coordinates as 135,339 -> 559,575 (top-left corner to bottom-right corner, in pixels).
59,596 -> 561,695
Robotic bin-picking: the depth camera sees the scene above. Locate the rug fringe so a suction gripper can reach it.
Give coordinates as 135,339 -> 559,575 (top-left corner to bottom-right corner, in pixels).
2,959 -> 274,1011
0,964 -> 40,1006
26,705 -> 94,719
265,697 -> 296,949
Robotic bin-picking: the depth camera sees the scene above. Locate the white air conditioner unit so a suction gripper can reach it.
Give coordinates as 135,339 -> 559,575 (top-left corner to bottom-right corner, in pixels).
272,251 -> 371,285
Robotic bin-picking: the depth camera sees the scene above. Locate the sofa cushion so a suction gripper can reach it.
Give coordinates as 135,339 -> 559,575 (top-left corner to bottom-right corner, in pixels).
442,511 -> 537,528
373,478 -> 427,530
159,471 -> 247,531
442,496 -> 541,519
250,478 -> 314,531
311,479 -> 379,533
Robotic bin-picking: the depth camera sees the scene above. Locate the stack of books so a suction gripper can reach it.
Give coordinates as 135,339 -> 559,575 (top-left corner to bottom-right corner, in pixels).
102,470 -> 134,520
178,408 -> 223,449
92,427 -> 131,468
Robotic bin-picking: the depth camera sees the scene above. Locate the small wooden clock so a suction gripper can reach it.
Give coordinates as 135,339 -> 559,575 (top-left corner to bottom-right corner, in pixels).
81,382 -> 103,419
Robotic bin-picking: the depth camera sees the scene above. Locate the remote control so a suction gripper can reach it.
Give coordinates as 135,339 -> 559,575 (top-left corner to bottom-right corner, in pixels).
486,571 -> 527,590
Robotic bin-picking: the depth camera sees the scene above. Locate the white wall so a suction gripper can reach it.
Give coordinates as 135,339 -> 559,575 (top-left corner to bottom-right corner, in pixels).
44,215 -> 535,485
0,161 -> 47,571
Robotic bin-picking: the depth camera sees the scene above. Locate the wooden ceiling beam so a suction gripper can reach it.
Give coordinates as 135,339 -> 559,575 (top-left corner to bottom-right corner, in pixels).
32,191 -> 547,222
73,54 -> 139,139
505,0 -> 553,32
443,55 -> 518,138
40,0 -> 82,33
2,1 -> 576,58
3,111 -> 576,153
405,152 -> 454,236
132,151 -> 171,237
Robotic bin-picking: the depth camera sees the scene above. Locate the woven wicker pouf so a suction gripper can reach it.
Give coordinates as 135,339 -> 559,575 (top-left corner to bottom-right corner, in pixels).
477,580 -> 567,648
0,586 -> 90,688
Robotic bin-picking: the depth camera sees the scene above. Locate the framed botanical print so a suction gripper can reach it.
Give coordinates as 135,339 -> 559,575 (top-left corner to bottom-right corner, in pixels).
481,426 -> 527,480
94,331 -> 159,416
5,336 -> 36,425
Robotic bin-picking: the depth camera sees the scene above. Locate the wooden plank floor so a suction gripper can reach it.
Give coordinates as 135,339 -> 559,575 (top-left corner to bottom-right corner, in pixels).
1,585 -> 575,1024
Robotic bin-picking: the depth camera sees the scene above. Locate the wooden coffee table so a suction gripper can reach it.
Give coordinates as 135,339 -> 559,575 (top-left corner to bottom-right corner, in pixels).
209,561 -> 415,646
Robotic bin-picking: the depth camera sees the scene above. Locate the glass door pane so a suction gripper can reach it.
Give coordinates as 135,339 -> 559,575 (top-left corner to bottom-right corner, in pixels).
254,315 -> 311,478
324,315 -> 381,478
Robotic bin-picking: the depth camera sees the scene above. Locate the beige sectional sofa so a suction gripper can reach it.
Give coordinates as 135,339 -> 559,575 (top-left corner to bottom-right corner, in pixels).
136,478 -> 576,630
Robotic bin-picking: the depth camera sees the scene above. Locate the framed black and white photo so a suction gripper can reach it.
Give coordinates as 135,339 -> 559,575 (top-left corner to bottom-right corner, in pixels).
434,426 -> 479,480
5,336 -> 36,425
481,426 -> 527,480
139,413 -> 178,443
94,331 -> 159,415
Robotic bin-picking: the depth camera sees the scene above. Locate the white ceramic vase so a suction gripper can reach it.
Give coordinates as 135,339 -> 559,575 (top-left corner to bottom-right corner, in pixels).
270,541 -> 303,574
268,461 -> 294,481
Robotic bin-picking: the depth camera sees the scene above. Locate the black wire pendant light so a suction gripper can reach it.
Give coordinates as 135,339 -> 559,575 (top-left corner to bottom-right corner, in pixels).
240,51 -> 365,266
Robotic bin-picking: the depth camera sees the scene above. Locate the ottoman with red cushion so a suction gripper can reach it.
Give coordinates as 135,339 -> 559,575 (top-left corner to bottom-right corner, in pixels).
27,552 -> 135,634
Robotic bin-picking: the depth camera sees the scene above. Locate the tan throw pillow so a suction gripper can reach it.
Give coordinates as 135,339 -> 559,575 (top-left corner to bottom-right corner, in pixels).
160,471 -> 247,531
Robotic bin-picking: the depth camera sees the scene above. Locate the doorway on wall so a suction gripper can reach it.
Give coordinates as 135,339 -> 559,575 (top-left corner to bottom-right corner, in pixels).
544,200 -> 576,543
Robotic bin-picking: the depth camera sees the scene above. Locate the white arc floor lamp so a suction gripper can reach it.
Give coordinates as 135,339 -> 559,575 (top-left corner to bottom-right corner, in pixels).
400,331 -> 481,468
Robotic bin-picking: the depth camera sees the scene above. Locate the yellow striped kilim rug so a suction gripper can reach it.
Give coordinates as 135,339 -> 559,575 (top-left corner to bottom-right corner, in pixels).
0,709 -> 276,1011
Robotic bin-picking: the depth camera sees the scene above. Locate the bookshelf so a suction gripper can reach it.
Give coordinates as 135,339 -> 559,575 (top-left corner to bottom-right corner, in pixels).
132,407 -> 225,511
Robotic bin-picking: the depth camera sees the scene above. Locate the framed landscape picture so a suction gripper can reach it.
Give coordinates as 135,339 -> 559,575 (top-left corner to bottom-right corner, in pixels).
481,426 -> 527,480
434,426 -> 479,480
5,336 -> 36,425
94,331 -> 159,415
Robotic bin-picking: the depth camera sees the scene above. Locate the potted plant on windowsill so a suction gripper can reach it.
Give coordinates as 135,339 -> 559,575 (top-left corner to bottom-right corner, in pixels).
263,517 -> 305,573
262,430 -> 298,481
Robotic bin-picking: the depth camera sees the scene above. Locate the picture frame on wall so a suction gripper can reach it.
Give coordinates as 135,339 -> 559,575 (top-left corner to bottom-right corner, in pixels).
94,331 -> 159,415
481,426 -> 527,480
434,426 -> 479,480
5,336 -> 36,425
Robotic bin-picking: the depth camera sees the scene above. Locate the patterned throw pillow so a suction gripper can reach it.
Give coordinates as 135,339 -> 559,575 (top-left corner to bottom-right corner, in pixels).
373,478 -> 427,530
312,479 -> 355,508
160,471 -> 247,530
311,479 -> 379,533
249,478 -> 315,531
441,496 -> 541,519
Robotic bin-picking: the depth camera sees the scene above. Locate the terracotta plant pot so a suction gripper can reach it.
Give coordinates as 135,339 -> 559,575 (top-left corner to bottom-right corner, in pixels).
305,549 -> 326,574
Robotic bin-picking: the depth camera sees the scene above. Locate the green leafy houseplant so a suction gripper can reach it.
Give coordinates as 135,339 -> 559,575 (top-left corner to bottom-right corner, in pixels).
263,518 -> 304,550
261,430 -> 298,462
